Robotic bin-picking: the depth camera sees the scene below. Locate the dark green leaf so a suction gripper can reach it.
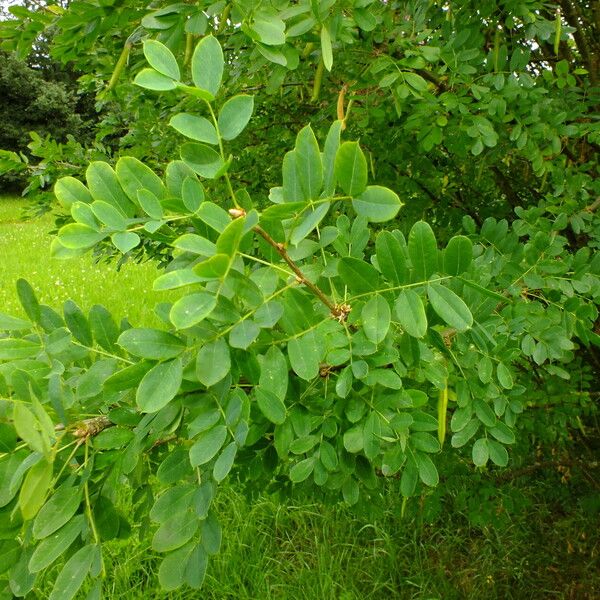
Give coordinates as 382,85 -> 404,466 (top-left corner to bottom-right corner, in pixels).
256,387 -> 286,424
189,425 -> 227,467
427,283 -> 473,331
118,328 -> 185,359
408,221 -> 438,280
395,289 -> 427,338
335,141 -> 367,196
196,339 -> 230,387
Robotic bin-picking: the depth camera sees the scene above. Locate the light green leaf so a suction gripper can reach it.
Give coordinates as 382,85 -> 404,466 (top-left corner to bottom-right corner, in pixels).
376,231 -> 408,284
170,113 -> 218,144
216,217 -> 245,257
91,201 -> 127,229
0,312 -> 30,331
86,161 -> 135,216
496,362 -> 514,389
256,387 -> 286,424
54,177 -> 92,209
352,185 -> 402,222
218,95 -> 254,140
111,231 -> 140,254
213,442 -> 237,482
143,39 -> 180,80
472,437 -> 489,467
229,320 -> 260,349
252,16 -> 286,45
191,35 -> 223,97
294,125 -> 322,201
334,141 -> 367,196
400,457 -> 418,497
337,257 -> 380,294
136,358 -> 182,413
192,254 -> 230,278
182,176 -> 205,213
29,515 -> 84,573
48,544 -> 98,600
196,201 -> 229,232
395,289 -> 427,338
134,68 -> 177,90
170,292 -> 216,329
152,510 -> 198,552
158,542 -> 194,591
320,26 -> 333,71
362,296 -> 390,344
196,339 -> 230,387
181,143 -> 224,178
488,421 -> 515,444
427,283 -> 473,331
289,457 -> 316,482
118,328 -> 185,359
189,424 -> 227,466
408,221 -> 438,280
58,223 -> 105,249
282,151 -> 304,202
33,482 -> 81,539
19,458 -> 52,520
173,233 -> 215,256
289,202 -> 329,245
443,235 -> 473,275
137,189 -> 163,219
116,156 -> 166,203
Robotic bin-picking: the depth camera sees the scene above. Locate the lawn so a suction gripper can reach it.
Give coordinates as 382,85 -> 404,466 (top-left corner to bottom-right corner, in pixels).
1,197 -> 599,599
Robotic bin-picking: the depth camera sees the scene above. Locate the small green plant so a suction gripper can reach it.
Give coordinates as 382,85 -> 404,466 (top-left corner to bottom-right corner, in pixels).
0,33 -> 598,598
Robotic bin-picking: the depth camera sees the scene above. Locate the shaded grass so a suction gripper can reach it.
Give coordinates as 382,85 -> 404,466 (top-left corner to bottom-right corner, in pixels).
2,197 -> 599,599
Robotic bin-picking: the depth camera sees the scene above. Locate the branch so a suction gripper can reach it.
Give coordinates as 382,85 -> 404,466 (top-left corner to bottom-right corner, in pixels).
252,223 -> 351,322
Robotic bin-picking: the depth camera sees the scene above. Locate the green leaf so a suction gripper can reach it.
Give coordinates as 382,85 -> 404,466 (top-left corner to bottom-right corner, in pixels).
395,289 -> 427,338
443,235 -> 473,275
191,35 -> 223,97
322,120 -> 343,196
116,157 -> 166,203
361,295 -> 390,344
427,283 -> 473,331
29,515 -> 84,573
0,311 -> 30,331
33,482 -> 81,539
118,328 -> 185,359
213,442 -> 237,482
111,231 -> 140,253
282,151 -> 304,203
19,458 -> 52,520
256,387 -> 286,424
63,299 -> 92,346
134,67 -> 177,90
488,421 -> 515,444
400,458 -> 418,497
136,358 -> 182,413
58,223 -> 105,249
181,143 -> 225,178
294,125 -> 322,200
337,257 -> 380,294
173,234 -> 215,256
137,188 -> 163,219
334,142 -> 367,196
86,161 -> 135,216
54,177 -> 92,209
218,95 -> 254,140
289,457 -> 316,482
152,510 -> 198,552
287,331 -> 321,381
415,453 -> 439,486
192,254 -> 230,278
259,346 -> 288,400
182,177 -> 205,213
496,362 -> 513,389
90,201 -> 127,229
143,39 -> 180,80
352,185 -> 402,222
289,202 -> 329,245
170,292 -> 217,329
252,16 -> 286,45
170,113 -> 218,144
488,439 -> 509,466
16,278 -> 40,323
375,231 -> 407,285
158,543 -> 194,591
196,201 -> 230,232
48,544 -> 98,600
229,320 -> 260,349
451,419 -> 480,448
196,339 -> 230,387
189,425 -> 228,467
472,437 -> 489,467
216,217 -> 245,257
320,25 -> 333,71
408,221 -> 438,280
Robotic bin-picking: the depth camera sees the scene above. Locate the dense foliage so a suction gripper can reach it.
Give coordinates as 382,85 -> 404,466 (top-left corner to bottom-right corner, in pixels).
0,1 -> 598,597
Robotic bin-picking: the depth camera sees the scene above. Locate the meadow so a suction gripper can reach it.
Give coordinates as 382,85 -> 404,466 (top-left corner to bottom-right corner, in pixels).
1,197 -> 598,599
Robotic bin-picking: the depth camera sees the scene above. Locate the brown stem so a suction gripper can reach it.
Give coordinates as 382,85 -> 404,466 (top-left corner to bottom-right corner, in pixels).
72,416 -> 113,440
253,225 -> 350,321
584,197 -> 600,213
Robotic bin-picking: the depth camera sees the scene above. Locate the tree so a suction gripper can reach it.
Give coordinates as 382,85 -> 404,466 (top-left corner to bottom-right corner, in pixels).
0,2 -> 598,597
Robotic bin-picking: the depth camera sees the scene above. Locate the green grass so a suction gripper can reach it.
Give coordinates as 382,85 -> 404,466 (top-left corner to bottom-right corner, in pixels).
2,197 -> 599,599
0,196 -> 171,327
